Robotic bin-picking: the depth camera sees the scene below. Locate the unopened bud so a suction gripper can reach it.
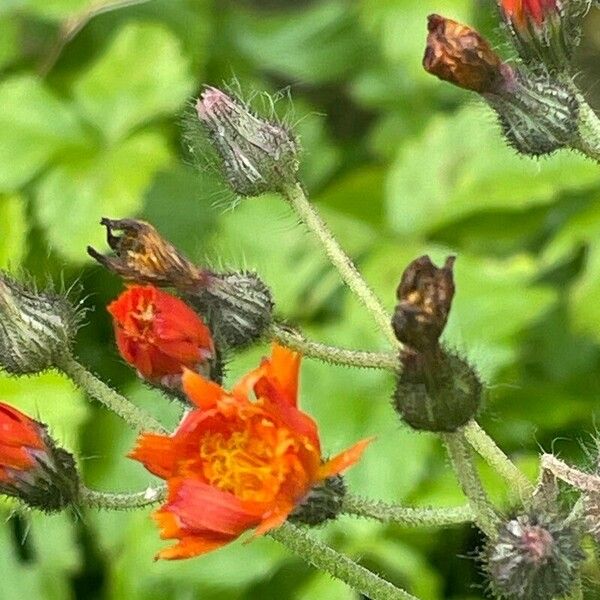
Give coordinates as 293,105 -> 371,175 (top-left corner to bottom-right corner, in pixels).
195,86 -> 300,196
485,511 -> 584,600
499,0 -> 592,72
87,218 -> 207,290
423,14 -> 580,156
187,271 -> 274,349
0,402 -> 79,511
392,255 -> 455,352
289,475 -> 346,526
0,273 -> 81,374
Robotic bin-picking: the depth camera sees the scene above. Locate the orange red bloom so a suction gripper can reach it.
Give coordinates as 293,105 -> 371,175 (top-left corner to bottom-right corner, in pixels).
108,285 -> 214,387
0,402 -> 79,510
130,344 -> 371,559
501,0 -> 558,27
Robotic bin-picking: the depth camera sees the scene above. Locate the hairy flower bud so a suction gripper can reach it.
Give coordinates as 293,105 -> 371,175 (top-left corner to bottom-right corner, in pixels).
0,273 -> 81,374
0,402 -> 79,511
499,0 -> 592,72
195,87 -> 300,196
289,475 -> 347,526
87,218 -> 207,290
485,511 -> 584,600
423,14 -> 580,156
187,271 -> 274,349
392,255 -> 455,352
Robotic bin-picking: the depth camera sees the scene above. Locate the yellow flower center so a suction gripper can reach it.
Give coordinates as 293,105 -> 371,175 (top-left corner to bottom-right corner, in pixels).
199,415 -> 300,503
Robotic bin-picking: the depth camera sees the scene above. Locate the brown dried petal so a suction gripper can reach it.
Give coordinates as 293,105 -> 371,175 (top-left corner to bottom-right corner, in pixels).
423,14 -> 506,94
87,219 -> 206,290
392,255 -> 455,350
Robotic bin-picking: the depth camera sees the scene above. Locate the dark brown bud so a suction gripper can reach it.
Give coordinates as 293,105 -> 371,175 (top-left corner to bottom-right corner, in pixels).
392,255 -> 455,351
87,219 -> 207,290
423,14 -> 508,93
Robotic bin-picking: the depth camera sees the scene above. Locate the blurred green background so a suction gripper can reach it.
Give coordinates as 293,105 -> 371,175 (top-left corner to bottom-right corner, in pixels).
1,0 -> 600,598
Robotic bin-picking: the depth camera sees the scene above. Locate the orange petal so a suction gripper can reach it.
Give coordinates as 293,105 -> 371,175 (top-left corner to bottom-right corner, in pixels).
166,479 -> 261,535
232,363 -> 267,402
264,344 -> 300,406
128,433 -> 177,479
182,368 -> 224,409
253,499 -> 295,537
318,437 -> 374,480
155,534 -> 233,560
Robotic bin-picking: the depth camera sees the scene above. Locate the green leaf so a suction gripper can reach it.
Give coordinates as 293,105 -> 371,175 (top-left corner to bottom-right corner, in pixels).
0,75 -> 84,192
386,106 -> 600,236
35,131 -> 171,263
73,22 -> 194,142
11,0 -> 90,20
0,194 -> 27,268
0,16 -> 19,69
570,245 -> 600,339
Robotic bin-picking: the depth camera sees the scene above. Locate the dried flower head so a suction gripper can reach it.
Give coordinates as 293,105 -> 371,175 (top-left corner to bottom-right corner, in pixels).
195,87 -> 300,197
0,273 -> 81,374
129,344 -> 371,559
423,15 -> 508,94
392,255 -> 455,351
0,402 -> 79,511
422,14 -> 580,156
88,218 -> 207,290
485,511 -> 584,600
108,285 -> 215,390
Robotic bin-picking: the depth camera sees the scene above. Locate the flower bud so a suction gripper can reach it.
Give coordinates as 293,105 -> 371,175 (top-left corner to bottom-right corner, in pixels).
392,255 -> 455,352
87,218 -> 207,290
186,271 -> 274,349
195,86 -> 300,196
499,0 -> 592,72
288,475 -> 346,527
0,273 -> 81,375
108,285 -> 215,391
394,348 -> 482,432
423,14 -> 580,156
0,402 -> 79,511
485,511 -> 584,600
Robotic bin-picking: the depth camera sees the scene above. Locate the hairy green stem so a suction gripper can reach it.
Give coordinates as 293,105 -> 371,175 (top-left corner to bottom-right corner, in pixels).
342,495 -> 474,527
282,182 -> 398,348
270,323 -> 399,371
79,485 -> 167,509
571,95 -> 600,163
463,420 -> 534,498
442,432 -> 499,538
57,354 -> 167,433
269,522 -> 418,600
541,453 -> 600,493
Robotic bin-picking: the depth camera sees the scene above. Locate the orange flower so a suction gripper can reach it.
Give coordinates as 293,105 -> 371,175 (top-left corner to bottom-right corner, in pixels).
501,0 -> 558,27
108,285 -> 214,387
0,402 -> 79,510
129,344 -> 371,559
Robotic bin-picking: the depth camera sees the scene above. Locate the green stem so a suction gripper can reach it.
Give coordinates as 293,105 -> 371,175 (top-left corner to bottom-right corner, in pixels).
463,420 -> 533,499
282,182 -> 399,348
270,323 -> 399,371
342,495 -> 474,527
571,95 -> 600,163
79,485 -> 167,509
269,522 -> 418,600
442,432 -> 499,538
57,354 -> 167,433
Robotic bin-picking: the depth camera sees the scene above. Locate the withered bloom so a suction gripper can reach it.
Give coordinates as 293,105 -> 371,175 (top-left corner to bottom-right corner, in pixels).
423,14 -> 579,156
423,14 -> 509,94
87,219 -> 207,290
392,255 -> 455,352
392,255 -> 482,432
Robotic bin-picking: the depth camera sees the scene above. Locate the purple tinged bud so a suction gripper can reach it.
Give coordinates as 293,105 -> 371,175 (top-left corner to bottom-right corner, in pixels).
195,87 -> 300,197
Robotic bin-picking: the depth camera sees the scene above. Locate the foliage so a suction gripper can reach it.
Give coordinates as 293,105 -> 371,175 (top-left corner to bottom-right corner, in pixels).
1,0 -> 600,598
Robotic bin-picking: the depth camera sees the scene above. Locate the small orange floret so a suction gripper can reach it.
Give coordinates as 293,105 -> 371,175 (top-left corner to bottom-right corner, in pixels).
129,344 -> 371,560
108,285 -> 214,385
